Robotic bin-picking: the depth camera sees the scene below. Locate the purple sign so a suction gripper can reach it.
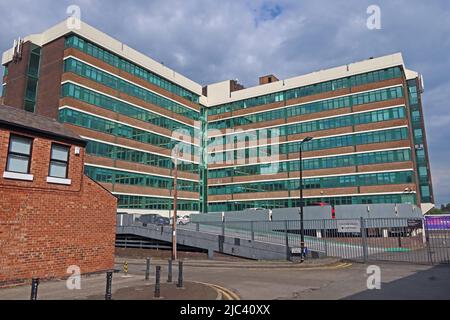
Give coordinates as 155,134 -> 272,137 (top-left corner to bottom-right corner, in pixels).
425,215 -> 450,230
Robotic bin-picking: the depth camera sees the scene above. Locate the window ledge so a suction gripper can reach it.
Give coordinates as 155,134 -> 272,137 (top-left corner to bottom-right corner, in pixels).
3,171 -> 34,181
46,177 -> 72,185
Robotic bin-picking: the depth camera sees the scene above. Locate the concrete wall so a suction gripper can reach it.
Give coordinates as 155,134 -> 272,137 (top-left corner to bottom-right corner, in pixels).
201,204 -> 422,222
335,204 -> 422,219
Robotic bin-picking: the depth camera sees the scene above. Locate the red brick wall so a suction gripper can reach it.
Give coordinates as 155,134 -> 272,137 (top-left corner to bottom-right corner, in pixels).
35,38 -> 65,119
2,42 -> 33,110
0,128 -> 117,287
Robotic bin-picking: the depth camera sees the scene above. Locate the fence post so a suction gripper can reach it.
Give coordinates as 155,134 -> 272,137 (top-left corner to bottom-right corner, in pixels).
423,224 -> 434,266
284,220 -> 289,247
105,272 -> 113,300
155,266 -> 161,298
323,219 -> 328,257
167,260 -> 173,283
222,221 -> 225,237
177,261 -> 184,288
284,220 -> 290,261
145,257 -> 151,280
251,221 -> 255,241
361,217 -> 368,263
422,218 -> 427,245
30,278 -> 39,301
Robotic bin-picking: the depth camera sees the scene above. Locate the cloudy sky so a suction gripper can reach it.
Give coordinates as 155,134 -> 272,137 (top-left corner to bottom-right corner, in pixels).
1,0 -> 449,206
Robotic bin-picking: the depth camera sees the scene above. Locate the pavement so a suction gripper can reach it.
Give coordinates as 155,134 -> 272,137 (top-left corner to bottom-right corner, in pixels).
0,256 -> 449,300
87,282 -> 222,300
115,257 -> 345,269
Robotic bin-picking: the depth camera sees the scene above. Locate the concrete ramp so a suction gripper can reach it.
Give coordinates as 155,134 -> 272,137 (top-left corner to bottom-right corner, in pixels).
117,223 -> 293,261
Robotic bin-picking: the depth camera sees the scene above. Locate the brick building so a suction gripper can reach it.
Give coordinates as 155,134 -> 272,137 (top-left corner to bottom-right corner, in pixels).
1,19 -> 434,216
0,104 -> 117,287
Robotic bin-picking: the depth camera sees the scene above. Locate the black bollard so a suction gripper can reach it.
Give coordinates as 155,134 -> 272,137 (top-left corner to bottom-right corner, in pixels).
177,261 -> 184,288
167,260 -> 173,283
105,272 -> 113,300
30,278 -> 39,300
145,257 -> 151,280
155,266 -> 161,298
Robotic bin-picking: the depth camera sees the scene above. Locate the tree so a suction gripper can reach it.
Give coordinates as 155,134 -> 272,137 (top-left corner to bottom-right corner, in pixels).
428,203 -> 450,215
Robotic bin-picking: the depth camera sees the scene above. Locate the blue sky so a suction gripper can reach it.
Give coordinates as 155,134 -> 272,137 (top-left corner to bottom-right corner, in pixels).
0,0 -> 449,206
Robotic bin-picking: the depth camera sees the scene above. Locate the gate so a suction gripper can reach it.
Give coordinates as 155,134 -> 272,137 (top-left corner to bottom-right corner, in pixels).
424,215 -> 450,264
179,215 -> 450,265
316,217 -> 450,265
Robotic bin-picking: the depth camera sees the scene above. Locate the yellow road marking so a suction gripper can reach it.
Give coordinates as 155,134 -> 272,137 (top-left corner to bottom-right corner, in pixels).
185,262 -> 353,271
193,281 -> 241,300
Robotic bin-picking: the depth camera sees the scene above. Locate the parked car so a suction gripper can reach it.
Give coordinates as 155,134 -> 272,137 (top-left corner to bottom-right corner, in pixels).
155,216 -> 171,226
177,215 -> 191,225
138,214 -> 170,226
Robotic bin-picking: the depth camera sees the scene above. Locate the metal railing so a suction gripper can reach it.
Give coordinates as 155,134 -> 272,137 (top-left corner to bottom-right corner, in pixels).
179,217 -> 450,265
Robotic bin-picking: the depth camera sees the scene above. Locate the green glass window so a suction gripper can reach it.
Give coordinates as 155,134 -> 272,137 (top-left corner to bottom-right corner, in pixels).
85,166 -> 199,192
118,195 -> 199,211
420,186 -> 430,198
208,171 -> 414,195
24,100 -> 36,113
210,106 -> 406,145
209,128 -> 409,164
61,83 -> 197,136
65,35 -> 200,103
209,67 -> 403,116
85,140 -> 199,173
208,193 -> 417,212
1,84 -> 6,98
25,77 -> 38,102
28,48 -> 41,77
208,149 -> 411,179
58,108 -> 199,155
23,46 -> 41,113
209,86 -> 404,130
63,58 -> 200,121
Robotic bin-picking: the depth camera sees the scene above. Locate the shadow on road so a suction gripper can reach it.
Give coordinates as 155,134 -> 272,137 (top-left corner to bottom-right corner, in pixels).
343,264 -> 450,300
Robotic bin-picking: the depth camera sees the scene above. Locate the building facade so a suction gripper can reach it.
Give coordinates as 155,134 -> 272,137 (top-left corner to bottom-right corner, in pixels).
0,105 -> 117,287
1,19 -> 434,216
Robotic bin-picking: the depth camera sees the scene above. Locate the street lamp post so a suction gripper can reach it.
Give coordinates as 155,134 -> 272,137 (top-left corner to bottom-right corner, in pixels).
172,148 -> 179,261
299,137 -> 313,263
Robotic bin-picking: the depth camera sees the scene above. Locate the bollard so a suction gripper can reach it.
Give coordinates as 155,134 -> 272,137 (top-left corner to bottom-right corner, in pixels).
177,261 -> 184,288
145,257 -> 151,280
30,278 -> 40,300
155,266 -> 161,298
105,272 -> 113,300
123,261 -> 129,275
167,260 -> 173,283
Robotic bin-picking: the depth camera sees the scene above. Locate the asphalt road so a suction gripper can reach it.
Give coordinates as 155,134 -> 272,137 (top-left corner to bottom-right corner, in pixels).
1,259 -> 449,300
122,259 -> 450,300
